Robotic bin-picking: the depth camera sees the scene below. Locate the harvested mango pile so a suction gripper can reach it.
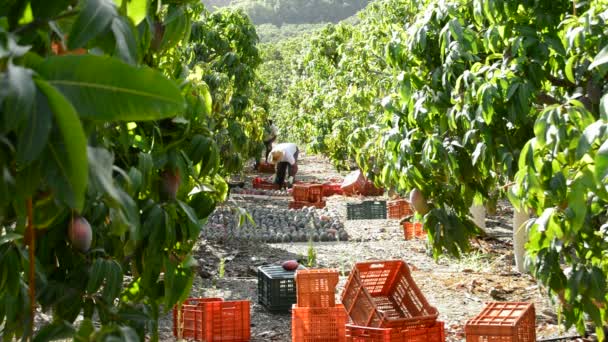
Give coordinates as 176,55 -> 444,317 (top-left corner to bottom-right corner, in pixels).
202,205 -> 348,243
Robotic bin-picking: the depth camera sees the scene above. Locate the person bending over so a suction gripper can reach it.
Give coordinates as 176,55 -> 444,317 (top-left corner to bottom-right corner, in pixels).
270,143 -> 299,187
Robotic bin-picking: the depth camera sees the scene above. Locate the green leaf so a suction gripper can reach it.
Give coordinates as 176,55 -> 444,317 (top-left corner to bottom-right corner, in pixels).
68,0 -> 117,50
16,90 -> 52,165
102,260 -> 122,302
565,55 -> 576,84
177,200 -> 199,225
200,82 -> 212,116
160,7 -> 189,51
87,146 -> 120,201
86,258 -> 107,294
111,16 -> 138,65
35,55 -> 185,121
595,139 -> 608,185
1,63 -> 35,133
600,93 -> 608,121
35,79 -> 88,211
589,44 -> 608,70
0,233 -> 22,245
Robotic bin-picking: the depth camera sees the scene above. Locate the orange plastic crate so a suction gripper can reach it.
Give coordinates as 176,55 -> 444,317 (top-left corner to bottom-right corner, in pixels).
289,200 -> 326,209
403,321 -> 445,342
465,302 -> 535,342
341,260 -> 438,329
345,321 -> 445,342
387,200 -> 413,219
257,162 -> 276,173
172,297 -> 223,340
252,177 -> 281,190
296,269 -> 339,307
292,183 -> 324,202
292,304 -> 348,342
202,300 -> 251,341
345,325 -> 401,342
402,222 -> 425,240
323,183 -> 344,197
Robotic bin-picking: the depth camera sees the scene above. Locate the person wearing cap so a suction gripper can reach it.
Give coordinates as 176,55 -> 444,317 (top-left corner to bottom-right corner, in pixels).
269,142 -> 299,187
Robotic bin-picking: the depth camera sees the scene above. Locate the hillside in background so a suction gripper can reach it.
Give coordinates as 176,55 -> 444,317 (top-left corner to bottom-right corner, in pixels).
201,0 -> 233,10
201,0 -> 372,25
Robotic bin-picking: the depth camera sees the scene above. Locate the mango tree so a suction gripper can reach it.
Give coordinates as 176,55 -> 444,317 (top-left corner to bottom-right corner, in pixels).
0,0 -> 262,340
354,0 -> 607,337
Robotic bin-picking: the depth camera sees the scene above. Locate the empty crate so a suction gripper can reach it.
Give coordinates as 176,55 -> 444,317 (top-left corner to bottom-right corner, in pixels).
347,201 -> 387,220
258,264 -> 306,312
345,321 -> 445,342
257,162 -> 275,173
202,300 -> 251,341
292,183 -> 324,202
296,269 -> 339,307
387,200 -> 413,219
292,304 -> 348,342
403,222 -> 425,240
173,297 -> 223,340
341,260 -> 438,329
465,302 -> 536,342
173,298 -> 250,341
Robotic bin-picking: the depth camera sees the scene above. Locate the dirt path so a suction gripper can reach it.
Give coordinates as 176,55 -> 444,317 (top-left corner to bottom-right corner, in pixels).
160,153 -> 588,342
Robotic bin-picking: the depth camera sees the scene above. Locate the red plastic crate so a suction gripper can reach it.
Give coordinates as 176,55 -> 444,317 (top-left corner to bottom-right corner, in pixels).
387,200 -> 413,219
252,177 -> 281,190
403,321 -> 445,342
345,321 -> 445,342
292,304 -> 348,342
341,170 -> 366,195
257,162 -> 275,173
289,200 -> 326,209
202,300 -> 251,341
323,183 -> 344,197
296,269 -> 339,307
361,182 -> 384,196
172,297 -> 223,340
292,183 -> 324,202
341,260 -> 438,329
402,222 -> 425,240
345,325 -> 401,342
465,302 -> 535,342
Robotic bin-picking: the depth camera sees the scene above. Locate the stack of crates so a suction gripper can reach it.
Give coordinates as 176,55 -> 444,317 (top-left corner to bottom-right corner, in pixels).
292,269 -> 347,342
341,260 -> 445,342
289,183 -> 326,209
173,298 -> 251,341
257,264 -> 307,312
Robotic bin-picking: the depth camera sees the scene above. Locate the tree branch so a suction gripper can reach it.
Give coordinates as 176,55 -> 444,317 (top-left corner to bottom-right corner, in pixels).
26,198 -> 35,340
546,74 -> 576,88
536,92 -> 561,105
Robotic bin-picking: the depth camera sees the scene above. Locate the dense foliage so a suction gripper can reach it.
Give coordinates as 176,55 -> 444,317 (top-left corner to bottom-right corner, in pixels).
0,0 -> 264,340
266,0 -> 608,337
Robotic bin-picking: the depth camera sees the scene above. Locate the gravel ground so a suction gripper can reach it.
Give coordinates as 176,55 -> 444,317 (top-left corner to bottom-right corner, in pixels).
157,154 -> 596,342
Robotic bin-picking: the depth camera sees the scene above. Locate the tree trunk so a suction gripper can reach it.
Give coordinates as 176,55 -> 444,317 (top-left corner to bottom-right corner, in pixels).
469,204 -> 486,231
513,207 -> 530,273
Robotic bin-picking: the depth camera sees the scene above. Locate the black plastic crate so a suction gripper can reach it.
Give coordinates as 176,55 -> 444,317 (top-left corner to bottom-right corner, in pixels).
257,264 -> 307,312
346,201 -> 387,220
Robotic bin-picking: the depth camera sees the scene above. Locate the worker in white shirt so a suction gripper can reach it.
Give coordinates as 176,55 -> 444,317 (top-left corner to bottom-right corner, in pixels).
269,142 -> 299,187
